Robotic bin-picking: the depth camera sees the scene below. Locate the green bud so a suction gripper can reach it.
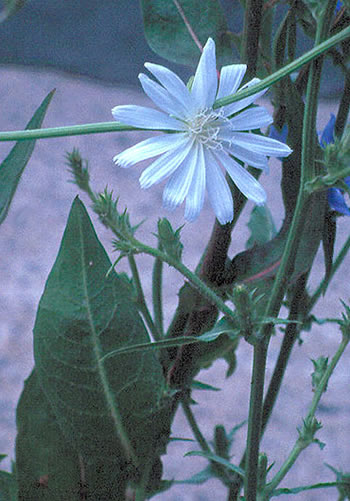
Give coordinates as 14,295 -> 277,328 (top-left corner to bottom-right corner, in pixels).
311,356 -> 328,392
157,218 -> 183,261
231,284 -> 255,343
65,148 -> 90,191
297,416 -> 323,448
257,452 -> 269,491
326,464 -> 350,498
214,425 -> 230,460
338,300 -> 350,340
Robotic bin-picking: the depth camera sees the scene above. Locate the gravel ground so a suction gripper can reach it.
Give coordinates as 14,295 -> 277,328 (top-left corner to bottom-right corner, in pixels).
0,65 -> 349,500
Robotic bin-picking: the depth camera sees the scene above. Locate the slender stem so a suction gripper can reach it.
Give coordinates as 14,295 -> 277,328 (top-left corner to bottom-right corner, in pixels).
244,9 -> 334,499
335,70 -> 350,137
0,121 -> 138,141
1,27 -> 349,143
127,236 -> 237,323
152,250 -> 164,337
261,273 -> 308,431
309,234 -> 350,309
244,338 -> 269,500
181,395 -> 211,453
242,0 -> 264,75
127,255 -> 161,341
264,333 -> 350,497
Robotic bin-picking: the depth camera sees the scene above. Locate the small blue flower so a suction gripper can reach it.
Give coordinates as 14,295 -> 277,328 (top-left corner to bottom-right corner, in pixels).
320,114 -> 350,216
335,0 -> 343,14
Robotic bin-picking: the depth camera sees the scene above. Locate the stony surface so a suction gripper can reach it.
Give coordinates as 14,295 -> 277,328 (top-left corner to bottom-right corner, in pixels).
0,65 -> 349,500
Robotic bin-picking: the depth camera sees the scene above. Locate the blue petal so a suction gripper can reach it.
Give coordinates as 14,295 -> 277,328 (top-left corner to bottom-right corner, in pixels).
320,114 -> 336,148
327,187 -> 350,215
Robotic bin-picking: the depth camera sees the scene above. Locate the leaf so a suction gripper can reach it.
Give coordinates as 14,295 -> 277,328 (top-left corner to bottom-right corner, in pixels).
15,370 -> 82,501
0,0 -> 25,22
175,465 -> 214,485
272,481 -> 341,496
140,0 -> 235,67
0,470 -> 17,501
246,205 -> 277,249
185,451 -> 245,478
0,90 -> 55,225
191,380 -> 221,392
33,197 -> 171,489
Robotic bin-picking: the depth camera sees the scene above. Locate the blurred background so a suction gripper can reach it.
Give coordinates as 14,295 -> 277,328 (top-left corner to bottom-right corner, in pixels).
0,0 -> 342,95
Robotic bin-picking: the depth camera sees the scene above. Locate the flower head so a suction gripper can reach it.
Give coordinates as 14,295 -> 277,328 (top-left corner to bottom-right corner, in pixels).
112,38 -> 292,224
320,114 -> 350,216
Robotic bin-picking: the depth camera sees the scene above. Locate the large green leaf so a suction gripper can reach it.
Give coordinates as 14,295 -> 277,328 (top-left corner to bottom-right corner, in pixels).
0,0 -> 26,23
16,370 -> 82,501
140,0 -> 235,67
33,197 -> 171,495
0,90 -> 55,225
0,470 -> 17,501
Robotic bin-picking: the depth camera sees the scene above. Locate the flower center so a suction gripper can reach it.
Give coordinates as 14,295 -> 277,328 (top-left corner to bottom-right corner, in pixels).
184,108 -> 228,150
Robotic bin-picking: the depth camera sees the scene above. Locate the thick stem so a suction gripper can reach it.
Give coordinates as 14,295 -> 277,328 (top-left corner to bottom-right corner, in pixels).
244,338 -> 269,500
242,0 -> 264,75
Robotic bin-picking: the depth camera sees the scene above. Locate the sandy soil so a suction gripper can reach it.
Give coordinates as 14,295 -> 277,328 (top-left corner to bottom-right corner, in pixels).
0,65 -> 349,500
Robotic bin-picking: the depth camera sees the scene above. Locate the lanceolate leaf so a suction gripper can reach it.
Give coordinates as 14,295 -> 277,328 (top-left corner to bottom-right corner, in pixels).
16,370 -> 82,501
141,0 -> 234,67
0,470 -> 17,501
33,198 -> 171,484
0,90 -> 55,225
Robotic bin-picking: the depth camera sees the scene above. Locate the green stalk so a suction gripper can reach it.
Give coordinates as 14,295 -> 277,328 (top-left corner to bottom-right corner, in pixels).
309,235 -> 350,308
182,396 -> 212,453
244,337 -> 269,500
127,236 -> 237,324
0,26 -> 349,143
127,255 -> 161,341
242,0 -> 264,75
264,333 -> 350,498
243,5 -> 336,498
152,250 -> 164,338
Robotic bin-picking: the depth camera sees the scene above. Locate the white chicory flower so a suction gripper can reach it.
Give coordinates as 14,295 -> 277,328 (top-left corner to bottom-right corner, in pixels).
112,38 -> 292,224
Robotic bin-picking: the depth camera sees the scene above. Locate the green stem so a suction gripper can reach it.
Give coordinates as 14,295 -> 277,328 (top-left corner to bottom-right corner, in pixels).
309,234 -> 350,309
1,26 -> 349,143
128,237 -> 237,324
264,333 -> 350,497
181,395 -> 211,453
152,250 -> 164,338
244,9 -> 335,499
127,255 -> 161,341
242,0 -> 264,75
244,338 -> 269,501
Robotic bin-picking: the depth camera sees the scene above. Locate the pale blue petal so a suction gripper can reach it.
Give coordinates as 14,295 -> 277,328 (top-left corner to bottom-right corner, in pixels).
218,128 -> 269,169
139,137 -> 193,188
162,142 -> 198,210
230,132 -> 292,157
215,151 -> 266,205
204,149 -> 233,224
217,64 -> 247,99
138,73 -> 187,118
222,78 -> 268,117
185,144 -> 206,221
113,133 -> 186,167
224,143 -> 269,171
144,62 -> 194,114
228,107 -> 273,131
191,38 -> 218,110
112,105 -> 185,130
